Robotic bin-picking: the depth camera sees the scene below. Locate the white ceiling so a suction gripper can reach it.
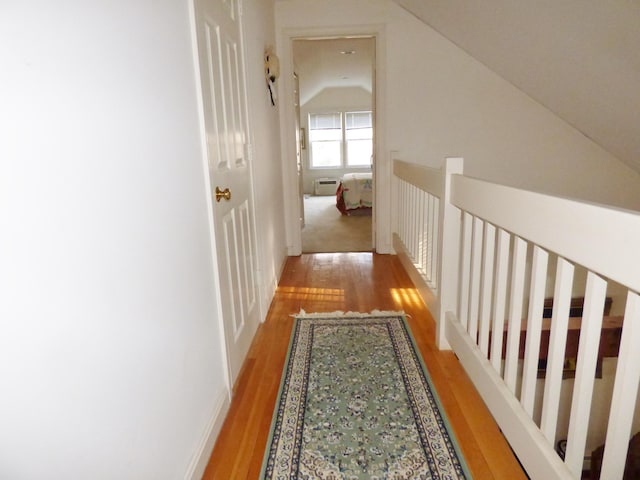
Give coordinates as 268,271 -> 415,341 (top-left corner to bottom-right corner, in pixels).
394,0 -> 640,174
293,37 -> 375,105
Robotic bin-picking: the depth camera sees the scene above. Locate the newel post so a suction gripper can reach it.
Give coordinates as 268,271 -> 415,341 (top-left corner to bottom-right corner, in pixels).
436,157 -> 464,349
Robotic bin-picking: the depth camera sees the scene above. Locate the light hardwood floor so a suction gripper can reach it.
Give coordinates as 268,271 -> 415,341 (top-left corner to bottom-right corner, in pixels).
202,253 -> 527,479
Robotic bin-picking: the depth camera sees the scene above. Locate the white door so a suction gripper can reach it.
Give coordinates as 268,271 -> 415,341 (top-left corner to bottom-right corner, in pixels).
194,0 -> 259,386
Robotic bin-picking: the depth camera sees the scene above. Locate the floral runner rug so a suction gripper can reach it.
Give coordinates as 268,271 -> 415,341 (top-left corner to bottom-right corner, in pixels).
260,312 -> 471,479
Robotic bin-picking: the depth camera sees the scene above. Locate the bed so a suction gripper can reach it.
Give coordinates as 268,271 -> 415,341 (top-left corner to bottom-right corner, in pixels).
336,172 -> 373,215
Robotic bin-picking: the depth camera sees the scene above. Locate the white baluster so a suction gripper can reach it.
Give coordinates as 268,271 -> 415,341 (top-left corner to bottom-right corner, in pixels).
467,216 -> 484,343
541,257 -> 575,442
600,291 -> 640,480
521,245 -> 549,416
431,196 -> 440,288
490,228 -> 511,373
479,222 -> 496,357
504,236 -> 527,393
458,211 -> 473,329
564,272 -> 607,477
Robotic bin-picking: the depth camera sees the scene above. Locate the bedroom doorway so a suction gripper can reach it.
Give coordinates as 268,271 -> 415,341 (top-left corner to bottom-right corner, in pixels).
292,37 -> 376,253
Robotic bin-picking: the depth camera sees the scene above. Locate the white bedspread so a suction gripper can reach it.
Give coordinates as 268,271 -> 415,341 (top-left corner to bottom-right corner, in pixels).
341,172 -> 373,210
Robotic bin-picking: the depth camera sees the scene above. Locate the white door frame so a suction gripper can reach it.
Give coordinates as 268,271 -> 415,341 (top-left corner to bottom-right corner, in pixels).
277,25 -> 392,256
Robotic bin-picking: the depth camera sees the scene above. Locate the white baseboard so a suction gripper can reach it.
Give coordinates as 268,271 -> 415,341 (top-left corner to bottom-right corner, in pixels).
184,390 -> 230,480
277,247 -> 288,279
260,248 -> 290,322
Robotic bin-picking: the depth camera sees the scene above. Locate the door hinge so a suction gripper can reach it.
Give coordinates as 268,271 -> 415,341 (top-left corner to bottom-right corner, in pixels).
246,142 -> 254,163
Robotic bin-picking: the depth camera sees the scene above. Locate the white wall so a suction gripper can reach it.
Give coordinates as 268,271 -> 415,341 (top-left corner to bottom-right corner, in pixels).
0,1 -> 232,478
395,0 -> 640,178
276,0 -> 640,212
243,0 -> 288,315
385,6 -> 640,211
301,87 -> 372,194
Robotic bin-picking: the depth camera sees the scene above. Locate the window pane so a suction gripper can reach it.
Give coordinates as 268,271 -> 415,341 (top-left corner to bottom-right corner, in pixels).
311,141 -> 341,168
346,126 -> 373,141
310,128 -> 341,142
310,112 -> 341,129
347,139 -> 372,166
309,112 -> 342,168
346,111 -> 372,129
345,111 -> 372,167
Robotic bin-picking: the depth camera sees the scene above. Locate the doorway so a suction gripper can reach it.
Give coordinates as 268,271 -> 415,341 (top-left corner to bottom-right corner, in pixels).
292,37 -> 376,253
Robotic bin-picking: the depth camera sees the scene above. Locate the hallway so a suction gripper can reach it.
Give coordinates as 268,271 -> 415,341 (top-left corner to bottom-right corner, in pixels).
203,253 -> 527,479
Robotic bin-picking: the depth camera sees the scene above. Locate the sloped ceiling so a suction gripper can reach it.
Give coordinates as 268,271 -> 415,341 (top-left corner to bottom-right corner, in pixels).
293,37 -> 374,106
394,0 -> 640,174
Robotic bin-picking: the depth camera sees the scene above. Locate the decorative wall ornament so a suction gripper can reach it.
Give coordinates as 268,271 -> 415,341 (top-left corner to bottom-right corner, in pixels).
264,46 -> 279,106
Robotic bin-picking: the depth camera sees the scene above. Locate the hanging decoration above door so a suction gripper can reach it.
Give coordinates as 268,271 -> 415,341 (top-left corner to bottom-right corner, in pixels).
264,47 -> 279,106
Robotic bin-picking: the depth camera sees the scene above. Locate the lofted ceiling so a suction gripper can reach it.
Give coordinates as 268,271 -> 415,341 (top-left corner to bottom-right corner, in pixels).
292,37 -> 374,106
393,0 -> 640,174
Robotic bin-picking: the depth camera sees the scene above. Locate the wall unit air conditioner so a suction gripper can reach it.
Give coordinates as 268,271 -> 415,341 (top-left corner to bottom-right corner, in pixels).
314,178 -> 339,196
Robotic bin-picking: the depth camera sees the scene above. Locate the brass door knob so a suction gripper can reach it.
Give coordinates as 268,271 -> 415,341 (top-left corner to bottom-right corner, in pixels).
215,186 -> 231,202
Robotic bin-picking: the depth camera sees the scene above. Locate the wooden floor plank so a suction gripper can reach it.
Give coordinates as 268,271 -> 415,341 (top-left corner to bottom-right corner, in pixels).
202,253 -> 527,479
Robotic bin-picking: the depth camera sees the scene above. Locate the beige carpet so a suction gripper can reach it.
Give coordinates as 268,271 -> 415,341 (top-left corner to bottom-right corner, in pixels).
301,195 -> 372,253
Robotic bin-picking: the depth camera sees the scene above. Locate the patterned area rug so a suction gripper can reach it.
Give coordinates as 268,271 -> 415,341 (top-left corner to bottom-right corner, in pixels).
260,312 -> 471,479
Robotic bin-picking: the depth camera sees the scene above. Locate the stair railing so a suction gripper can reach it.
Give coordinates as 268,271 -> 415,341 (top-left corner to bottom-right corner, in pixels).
392,156 -> 640,480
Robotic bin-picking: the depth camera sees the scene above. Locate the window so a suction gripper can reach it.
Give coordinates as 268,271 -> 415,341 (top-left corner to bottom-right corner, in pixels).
345,111 -> 373,167
308,111 -> 372,169
309,113 -> 342,168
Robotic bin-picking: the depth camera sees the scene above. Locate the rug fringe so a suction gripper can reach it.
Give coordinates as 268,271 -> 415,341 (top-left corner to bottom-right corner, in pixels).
293,309 -> 408,319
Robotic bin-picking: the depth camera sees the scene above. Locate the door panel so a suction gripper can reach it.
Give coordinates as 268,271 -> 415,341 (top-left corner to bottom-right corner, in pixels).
237,200 -> 257,310
195,0 -> 259,385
